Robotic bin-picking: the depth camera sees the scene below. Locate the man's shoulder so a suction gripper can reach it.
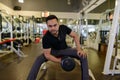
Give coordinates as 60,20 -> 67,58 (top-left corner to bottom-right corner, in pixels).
60,25 -> 67,27
59,25 -> 68,30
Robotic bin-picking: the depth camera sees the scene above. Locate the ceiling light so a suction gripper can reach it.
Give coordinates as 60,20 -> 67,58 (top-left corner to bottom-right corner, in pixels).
60,19 -> 63,22
67,0 -> 71,5
18,0 -> 24,3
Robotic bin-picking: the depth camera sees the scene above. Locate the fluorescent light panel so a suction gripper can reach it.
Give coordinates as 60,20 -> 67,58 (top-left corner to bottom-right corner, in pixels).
18,0 -> 24,3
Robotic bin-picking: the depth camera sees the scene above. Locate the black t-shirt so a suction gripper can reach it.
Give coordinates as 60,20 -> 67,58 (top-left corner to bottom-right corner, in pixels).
42,25 -> 72,50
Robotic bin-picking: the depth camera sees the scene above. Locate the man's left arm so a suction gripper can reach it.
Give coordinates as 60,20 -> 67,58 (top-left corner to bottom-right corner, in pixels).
69,31 -> 87,58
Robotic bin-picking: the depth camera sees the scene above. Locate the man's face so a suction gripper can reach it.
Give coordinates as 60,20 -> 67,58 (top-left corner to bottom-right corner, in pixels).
47,19 -> 59,36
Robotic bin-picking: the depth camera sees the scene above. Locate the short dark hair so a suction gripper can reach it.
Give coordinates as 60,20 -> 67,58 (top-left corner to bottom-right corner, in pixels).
46,15 -> 58,23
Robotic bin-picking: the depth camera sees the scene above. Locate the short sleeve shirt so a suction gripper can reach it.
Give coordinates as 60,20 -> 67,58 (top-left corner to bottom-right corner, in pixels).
42,25 -> 72,50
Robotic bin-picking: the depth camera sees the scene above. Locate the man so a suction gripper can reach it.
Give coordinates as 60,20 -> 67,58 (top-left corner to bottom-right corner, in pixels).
27,15 -> 89,80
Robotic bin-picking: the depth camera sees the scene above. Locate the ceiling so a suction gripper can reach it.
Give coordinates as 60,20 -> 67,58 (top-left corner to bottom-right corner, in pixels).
90,0 -> 115,13
0,0 -> 115,13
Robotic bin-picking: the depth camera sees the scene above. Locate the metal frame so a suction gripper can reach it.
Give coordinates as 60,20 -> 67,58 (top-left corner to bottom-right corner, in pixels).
103,0 -> 120,75
0,10 -> 27,57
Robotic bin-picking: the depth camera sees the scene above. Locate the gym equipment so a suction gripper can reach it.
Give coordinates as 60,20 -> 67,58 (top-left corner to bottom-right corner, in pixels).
100,30 -> 109,43
61,56 -> 75,71
0,10 -> 27,57
16,33 -> 21,37
12,26 -> 15,31
103,0 -> 120,75
13,40 -> 23,49
1,33 -> 16,39
0,38 -> 16,44
17,27 -> 21,31
29,38 -> 32,44
8,43 -> 27,57
35,18 -> 42,23
0,13 -> 2,32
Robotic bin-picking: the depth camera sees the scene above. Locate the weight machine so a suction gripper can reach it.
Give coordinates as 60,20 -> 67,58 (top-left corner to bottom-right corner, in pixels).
0,10 -> 27,57
103,0 -> 120,75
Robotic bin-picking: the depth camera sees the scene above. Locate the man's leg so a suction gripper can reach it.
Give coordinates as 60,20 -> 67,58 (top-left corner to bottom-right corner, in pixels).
79,55 -> 89,80
27,54 -> 48,80
52,48 -> 89,80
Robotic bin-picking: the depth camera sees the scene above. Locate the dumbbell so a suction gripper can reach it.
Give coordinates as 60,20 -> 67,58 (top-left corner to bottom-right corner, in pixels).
61,56 -> 76,71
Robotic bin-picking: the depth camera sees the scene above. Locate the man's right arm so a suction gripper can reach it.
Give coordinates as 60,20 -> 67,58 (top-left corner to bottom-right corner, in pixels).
43,48 -> 61,63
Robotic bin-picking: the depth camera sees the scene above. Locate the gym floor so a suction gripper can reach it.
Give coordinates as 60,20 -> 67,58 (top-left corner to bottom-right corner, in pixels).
0,42 -> 120,80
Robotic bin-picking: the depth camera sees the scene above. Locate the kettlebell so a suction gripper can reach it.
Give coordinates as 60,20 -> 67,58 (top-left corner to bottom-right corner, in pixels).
61,56 -> 76,71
